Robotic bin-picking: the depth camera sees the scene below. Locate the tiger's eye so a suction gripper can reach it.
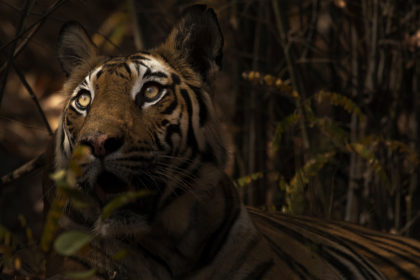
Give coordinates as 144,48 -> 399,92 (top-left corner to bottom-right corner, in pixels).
144,85 -> 160,100
76,91 -> 91,109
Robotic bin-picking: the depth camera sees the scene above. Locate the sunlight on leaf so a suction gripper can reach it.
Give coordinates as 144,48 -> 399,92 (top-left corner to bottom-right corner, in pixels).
112,249 -> 128,261
41,187 -> 67,252
54,230 -> 93,256
102,190 -> 153,220
234,172 -> 265,188
42,146 -> 91,252
65,268 -> 96,279
284,151 -> 336,215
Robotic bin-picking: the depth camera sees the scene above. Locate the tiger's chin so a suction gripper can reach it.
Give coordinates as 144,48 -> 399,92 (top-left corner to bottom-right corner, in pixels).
85,171 -> 159,238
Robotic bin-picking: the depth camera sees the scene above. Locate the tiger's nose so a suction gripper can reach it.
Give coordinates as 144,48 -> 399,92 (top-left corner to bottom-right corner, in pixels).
79,134 -> 123,158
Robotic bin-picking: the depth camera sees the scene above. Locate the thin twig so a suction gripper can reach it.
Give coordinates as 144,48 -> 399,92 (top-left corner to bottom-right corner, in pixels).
272,0 -> 310,150
0,153 -> 46,188
301,0 -> 319,59
0,0 -> 31,107
0,0 -> 67,57
12,62 -> 53,135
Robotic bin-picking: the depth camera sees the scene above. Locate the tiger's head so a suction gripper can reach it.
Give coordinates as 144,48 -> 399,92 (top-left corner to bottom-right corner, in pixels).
54,5 -> 227,236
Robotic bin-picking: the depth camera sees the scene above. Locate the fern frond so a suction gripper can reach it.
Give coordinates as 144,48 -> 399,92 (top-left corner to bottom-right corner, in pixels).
355,136 -> 418,170
234,172 -> 265,188
289,151 -> 336,187
272,112 -> 301,153
242,71 -> 296,97
283,151 -> 336,214
384,140 -> 419,167
314,90 -> 365,121
347,142 -> 392,193
313,117 -> 350,148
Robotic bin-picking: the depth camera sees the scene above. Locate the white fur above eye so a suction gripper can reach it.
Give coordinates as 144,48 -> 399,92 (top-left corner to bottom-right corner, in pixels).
129,60 -> 170,103
69,66 -> 102,115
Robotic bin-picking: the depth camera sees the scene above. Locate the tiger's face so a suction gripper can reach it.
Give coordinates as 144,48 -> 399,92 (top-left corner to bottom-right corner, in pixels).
54,7 -> 225,236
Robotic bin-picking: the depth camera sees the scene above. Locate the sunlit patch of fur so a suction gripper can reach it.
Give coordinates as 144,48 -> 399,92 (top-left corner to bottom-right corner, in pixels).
94,212 -> 151,238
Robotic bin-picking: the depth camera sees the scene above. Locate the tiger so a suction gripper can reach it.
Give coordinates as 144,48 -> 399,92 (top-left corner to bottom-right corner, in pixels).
4,4 -> 418,280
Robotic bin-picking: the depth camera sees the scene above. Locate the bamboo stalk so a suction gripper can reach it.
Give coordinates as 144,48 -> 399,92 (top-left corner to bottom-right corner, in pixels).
0,0 -> 67,72
13,62 -> 53,135
246,0 -> 265,206
272,0 -> 309,150
345,22 -> 360,223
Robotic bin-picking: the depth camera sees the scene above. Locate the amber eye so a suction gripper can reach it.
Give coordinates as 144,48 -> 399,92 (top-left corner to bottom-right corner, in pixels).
75,89 -> 91,110
143,84 -> 161,101
135,82 -> 165,107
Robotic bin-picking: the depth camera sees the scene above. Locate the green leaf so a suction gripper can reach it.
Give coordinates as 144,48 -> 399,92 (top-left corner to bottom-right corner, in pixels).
102,190 -> 152,220
234,172 -> 264,188
49,169 -> 66,182
65,269 -> 96,279
112,249 -> 128,260
60,186 -> 95,209
54,230 -> 93,256
43,147 -> 92,252
41,187 -> 67,252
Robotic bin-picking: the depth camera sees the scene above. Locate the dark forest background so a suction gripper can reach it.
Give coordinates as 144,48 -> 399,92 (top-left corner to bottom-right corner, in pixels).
1,0 -> 420,278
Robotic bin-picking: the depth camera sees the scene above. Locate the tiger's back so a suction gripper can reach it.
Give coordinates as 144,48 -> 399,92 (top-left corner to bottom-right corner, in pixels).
249,208 -> 420,279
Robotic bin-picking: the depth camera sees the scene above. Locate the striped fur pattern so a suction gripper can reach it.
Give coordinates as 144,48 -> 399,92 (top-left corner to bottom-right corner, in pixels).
44,5 -> 420,280
249,208 -> 420,280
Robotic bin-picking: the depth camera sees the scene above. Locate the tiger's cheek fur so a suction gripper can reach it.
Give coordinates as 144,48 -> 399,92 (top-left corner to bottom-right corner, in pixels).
64,108 -> 85,145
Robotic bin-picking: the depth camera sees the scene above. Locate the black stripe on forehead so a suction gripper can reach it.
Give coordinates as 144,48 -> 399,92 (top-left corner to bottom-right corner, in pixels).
122,62 -> 132,78
130,55 -> 151,61
99,62 -> 132,80
143,69 -> 168,79
81,79 -> 88,87
134,60 -> 150,71
96,69 -> 103,79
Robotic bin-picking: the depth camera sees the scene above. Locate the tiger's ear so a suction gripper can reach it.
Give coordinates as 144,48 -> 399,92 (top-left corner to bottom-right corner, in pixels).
164,5 -> 223,81
57,21 -> 97,76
